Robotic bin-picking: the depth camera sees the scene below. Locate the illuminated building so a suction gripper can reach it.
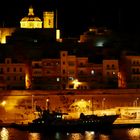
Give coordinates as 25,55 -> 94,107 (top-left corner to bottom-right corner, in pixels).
79,27 -> 111,47
103,60 -> 119,88
0,6 -> 139,90
31,59 -> 61,89
20,6 -> 42,29
0,6 -> 60,44
0,58 -> 26,89
0,28 -> 16,44
120,52 -> 140,88
43,12 -> 54,28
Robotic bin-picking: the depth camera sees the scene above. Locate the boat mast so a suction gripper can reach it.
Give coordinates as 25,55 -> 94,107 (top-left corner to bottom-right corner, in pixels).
92,97 -> 94,114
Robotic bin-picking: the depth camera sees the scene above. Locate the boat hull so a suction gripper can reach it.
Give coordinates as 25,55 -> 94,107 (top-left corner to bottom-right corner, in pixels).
12,115 -> 119,133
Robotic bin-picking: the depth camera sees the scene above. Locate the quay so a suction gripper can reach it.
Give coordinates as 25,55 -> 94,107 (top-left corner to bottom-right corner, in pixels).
1,89 -> 140,127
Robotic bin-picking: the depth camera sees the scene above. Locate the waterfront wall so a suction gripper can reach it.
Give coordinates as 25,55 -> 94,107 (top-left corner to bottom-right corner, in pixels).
1,89 -> 140,123
1,89 -> 140,96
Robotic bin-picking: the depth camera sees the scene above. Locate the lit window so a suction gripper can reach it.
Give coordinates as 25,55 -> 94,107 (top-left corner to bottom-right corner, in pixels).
96,41 -> 104,47
56,78 -> 60,82
112,72 -> 115,75
34,39 -> 38,43
91,70 -> 95,75
69,77 -> 74,81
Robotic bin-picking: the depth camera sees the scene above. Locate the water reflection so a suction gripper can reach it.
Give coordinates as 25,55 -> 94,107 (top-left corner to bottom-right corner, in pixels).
68,133 -> 83,140
85,131 -> 95,140
28,133 -> 41,140
0,127 -> 9,140
128,128 -> 140,139
1,128 -> 140,140
55,132 -> 61,140
99,134 -> 110,140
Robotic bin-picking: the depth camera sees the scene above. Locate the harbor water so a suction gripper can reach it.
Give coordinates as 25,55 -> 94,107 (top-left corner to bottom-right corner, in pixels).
1,127 -> 140,140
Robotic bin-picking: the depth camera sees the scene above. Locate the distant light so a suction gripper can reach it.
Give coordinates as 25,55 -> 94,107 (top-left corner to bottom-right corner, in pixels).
113,72 -> 115,75
1,101 -> 6,106
34,39 -> 38,43
96,41 -> 104,47
56,29 -> 60,40
56,77 -> 60,82
69,77 -> 74,80
91,70 -> 95,75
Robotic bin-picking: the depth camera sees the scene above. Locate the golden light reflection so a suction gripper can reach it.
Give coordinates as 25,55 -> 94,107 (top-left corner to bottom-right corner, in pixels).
70,99 -> 91,114
85,131 -> 95,140
3,95 -> 28,111
28,133 -> 41,140
69,133 -> 83,140
128,128 -> 140,139
72,79 -> 81,89
55,132 -> 61,139
1,101 -> 6,106
0,127 -> 9,140
99,134 -> 110,140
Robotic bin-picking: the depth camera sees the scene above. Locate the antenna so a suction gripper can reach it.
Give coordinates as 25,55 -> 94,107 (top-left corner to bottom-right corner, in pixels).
55,9 -> 58,29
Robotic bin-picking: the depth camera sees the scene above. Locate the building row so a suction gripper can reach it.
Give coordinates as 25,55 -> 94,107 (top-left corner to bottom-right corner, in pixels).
0,50 -> 140,90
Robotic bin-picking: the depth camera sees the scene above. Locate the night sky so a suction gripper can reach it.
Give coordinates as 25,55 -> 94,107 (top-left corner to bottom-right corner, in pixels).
0,0 -> 139,37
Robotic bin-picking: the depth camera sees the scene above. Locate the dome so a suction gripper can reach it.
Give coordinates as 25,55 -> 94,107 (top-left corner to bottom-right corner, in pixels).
20,6 -> 41,22
21,16 -> 41,22
20,6 -> 42,29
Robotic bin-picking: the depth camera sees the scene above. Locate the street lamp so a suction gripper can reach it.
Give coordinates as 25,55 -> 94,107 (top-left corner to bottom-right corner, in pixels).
46,98 -> 50,110
102,98 -> 106,110
133,98 -> 139,107
1,100 -> 6,106
31,95 -> 34,112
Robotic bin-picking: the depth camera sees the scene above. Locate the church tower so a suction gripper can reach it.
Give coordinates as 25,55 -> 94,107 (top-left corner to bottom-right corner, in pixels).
43,12 -> 54,28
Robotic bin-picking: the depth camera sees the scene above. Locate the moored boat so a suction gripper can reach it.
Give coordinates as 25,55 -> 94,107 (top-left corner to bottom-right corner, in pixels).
12,109 -> 119,133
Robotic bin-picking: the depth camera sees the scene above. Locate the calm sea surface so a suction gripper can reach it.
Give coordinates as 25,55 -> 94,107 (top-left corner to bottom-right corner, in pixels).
1,127 -> 140,140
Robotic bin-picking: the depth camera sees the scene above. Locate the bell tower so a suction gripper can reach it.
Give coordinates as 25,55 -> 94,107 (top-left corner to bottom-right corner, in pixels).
43,12 -> 54,28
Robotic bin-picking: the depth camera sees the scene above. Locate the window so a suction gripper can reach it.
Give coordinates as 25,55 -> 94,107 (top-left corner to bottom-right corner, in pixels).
68,77 -> 74,81
79,70 -> 84,74
7,68 -> 10,72
13,68 -> 16,72
7,76 -> 10,80
106,65 -> 110,69
68,61 -> 75,66
0,68 -> 3,73
0,76 -> 3,80
19,68 -> 22,72
132,68 -> 135,73
56,78 -> 60,82
80,62 -> 83,66
20,76 -> 23,81
133,61 -> 136,64
112,71 -> 116,75
91,70 -> 95,75
63,61 -> 65,65
69,70 -> 75,74
112,64 -> 115,68
14,76 -> 16,80
63,70 -> 65,74
46,70 -> 50,74
5,59 -> 11,64
34,63 -> 40,67
107,72 -> 110,75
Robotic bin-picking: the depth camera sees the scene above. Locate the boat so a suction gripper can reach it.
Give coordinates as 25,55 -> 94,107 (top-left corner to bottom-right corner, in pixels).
12,108 -> 119,133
